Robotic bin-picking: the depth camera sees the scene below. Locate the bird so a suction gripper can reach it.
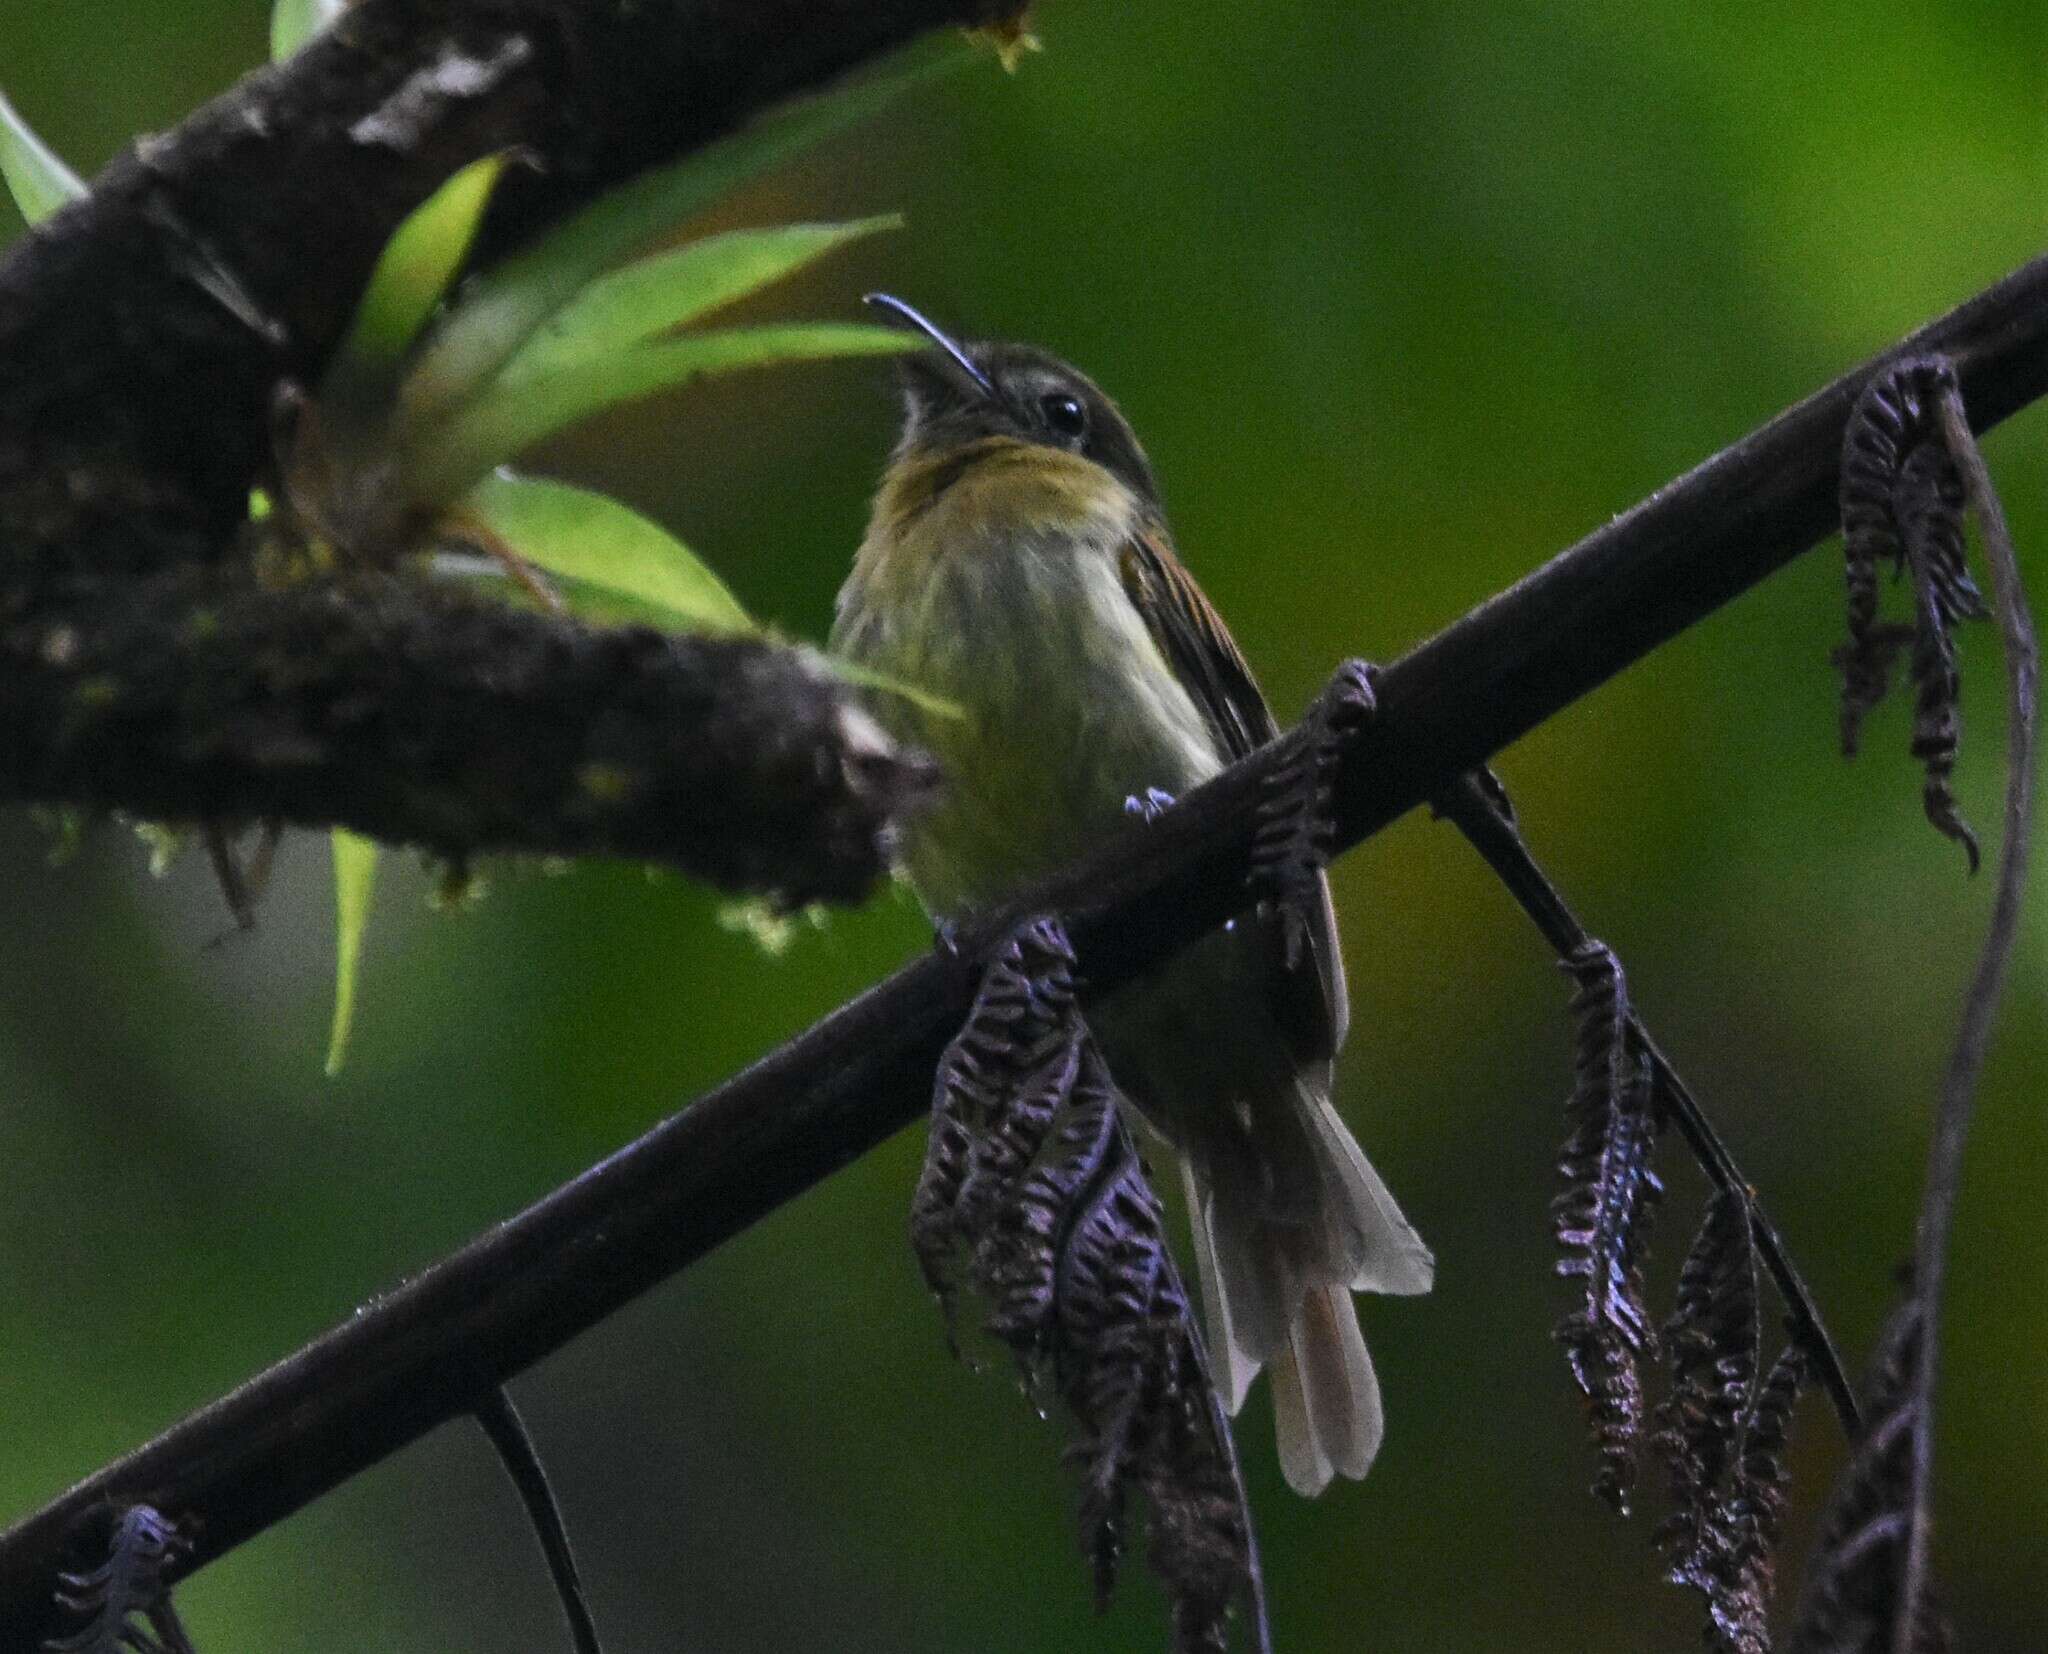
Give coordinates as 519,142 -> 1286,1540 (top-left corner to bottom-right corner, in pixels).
831,295 -> 1434,1495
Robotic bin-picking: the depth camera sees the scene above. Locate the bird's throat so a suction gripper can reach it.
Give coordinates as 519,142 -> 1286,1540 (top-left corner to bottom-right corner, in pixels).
866,436 -> 1138,564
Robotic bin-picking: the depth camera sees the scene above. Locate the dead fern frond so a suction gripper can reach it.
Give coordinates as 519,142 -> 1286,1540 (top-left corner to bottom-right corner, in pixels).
1715,1341 -> 1808,1648
1655,1191 -> 1809,1653
1443,769 -> 1858,1643
1658,1190 -> 1761,1590
45,1505 -> 196,1654
914,918 -> 1267,1654
1553,939 -> 1664,1513
912,928 -> 1080,1347
1894,442 -> 1986,633
1249,659 -> 1374,974
1834,355 -> 1988,868
1788,1301 -> 1949,1654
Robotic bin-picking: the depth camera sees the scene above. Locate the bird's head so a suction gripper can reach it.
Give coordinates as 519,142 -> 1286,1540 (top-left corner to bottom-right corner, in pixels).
867,293 -> 1161,513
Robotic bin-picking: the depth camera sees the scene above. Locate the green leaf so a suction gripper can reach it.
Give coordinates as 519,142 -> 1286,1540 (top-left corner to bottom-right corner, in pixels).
0,89 -> 86,227
326,829 -> 378,1076
434,493 -> 964,719
271,0 -> 347,63
329,151 -> 507,405
501,215 -> 901,384
398,36 -> 967,425
822,656 -> 967,723
411,322 -> 914,504
452,471 -> 755,633
430,550 -> 711,631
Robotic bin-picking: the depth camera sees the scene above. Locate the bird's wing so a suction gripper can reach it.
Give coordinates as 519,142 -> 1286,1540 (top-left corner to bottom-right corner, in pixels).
1119,526 -> 1351,1066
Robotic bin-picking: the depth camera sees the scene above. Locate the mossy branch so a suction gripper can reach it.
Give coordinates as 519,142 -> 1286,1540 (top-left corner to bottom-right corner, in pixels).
0,567 -> 925,899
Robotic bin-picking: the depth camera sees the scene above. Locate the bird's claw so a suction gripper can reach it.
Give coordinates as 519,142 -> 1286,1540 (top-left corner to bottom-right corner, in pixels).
1123,786 -> 1177,823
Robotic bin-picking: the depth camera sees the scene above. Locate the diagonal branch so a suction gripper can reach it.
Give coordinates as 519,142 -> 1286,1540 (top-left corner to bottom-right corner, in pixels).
0,244 -> 2044,1642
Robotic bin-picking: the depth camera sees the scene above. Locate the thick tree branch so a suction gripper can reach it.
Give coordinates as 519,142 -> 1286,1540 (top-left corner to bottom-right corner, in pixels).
1,567 -> 928,899
1,247 -> 2043,1642
0,0 -> 1010,895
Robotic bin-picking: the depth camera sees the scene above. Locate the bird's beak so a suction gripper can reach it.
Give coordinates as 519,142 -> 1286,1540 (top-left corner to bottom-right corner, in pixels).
864,293 -> 998,400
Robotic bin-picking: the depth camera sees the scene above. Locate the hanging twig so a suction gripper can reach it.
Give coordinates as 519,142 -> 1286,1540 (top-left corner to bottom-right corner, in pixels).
1435,772 -> 1861,1438
1885,371 -> 2039,1654
472,1386 -> 605,1654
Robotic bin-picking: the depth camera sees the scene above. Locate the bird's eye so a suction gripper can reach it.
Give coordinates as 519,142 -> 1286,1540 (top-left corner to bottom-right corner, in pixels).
1040,393 -> 1088,441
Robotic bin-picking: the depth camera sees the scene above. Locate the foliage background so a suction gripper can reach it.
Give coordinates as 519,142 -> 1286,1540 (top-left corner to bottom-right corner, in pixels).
1,2 -> 2043,1649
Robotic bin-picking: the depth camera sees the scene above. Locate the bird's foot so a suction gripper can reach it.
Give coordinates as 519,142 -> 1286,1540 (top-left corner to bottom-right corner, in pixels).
1250,659 -> 1378,969
1123,786 -> 1177,823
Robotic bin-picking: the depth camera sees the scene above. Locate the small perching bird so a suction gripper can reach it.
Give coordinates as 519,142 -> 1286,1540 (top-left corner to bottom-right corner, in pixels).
832,297 -> 1434,1494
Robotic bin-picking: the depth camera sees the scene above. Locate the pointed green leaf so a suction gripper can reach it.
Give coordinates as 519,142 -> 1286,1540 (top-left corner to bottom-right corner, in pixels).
271,0 -> 347,63
822,655 -> 966,722
329,151 -> 507,405
412,322 -> 914,503
433,512 -> 961,718
502,216 -> 901,384
326,829 -> 378,1076
398,36 -> 967,425
453,471 -> 755,633
443,564 -> 712,631
0,89 -> 86,227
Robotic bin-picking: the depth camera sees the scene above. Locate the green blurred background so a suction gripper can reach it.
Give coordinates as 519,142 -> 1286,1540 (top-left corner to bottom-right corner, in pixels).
2,2 -> 2044,1649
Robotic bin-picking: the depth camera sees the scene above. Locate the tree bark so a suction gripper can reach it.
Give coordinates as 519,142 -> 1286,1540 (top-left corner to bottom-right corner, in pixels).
1,568 -> 927,896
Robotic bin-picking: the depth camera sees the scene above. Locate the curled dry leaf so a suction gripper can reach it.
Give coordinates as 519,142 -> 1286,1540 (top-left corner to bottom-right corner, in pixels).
1657,1190 -> 1809,1654
912,918 -> 1267,1654
1553,940 -> 1665,1514
1834,357 -> 1988,869
45,1505 -> 197,1654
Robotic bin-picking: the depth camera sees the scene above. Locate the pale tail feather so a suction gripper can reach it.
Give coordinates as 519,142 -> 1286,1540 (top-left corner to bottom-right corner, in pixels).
1304,1097 -> 1436,1296
1184,1090 -> 1431,1492
1184,1157 -> 1262,1414
1270,1284 -> 1383,1496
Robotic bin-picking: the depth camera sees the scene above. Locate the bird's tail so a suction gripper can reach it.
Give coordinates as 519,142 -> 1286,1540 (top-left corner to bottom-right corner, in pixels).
1182,1090 -> 1433,1496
